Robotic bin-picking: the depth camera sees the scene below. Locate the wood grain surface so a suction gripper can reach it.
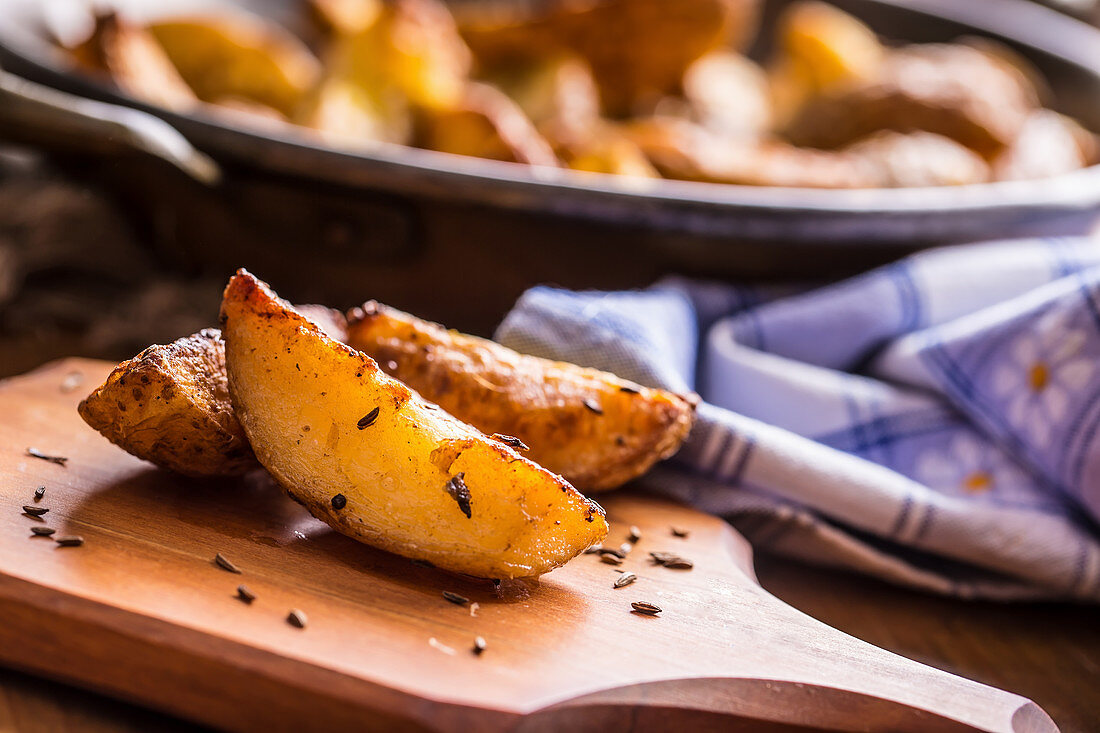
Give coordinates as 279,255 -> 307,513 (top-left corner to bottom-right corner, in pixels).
0,359 -> 1061,732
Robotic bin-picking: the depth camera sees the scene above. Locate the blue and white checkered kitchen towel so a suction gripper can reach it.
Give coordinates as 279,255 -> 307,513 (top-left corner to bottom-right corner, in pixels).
497,237 -> 1100,601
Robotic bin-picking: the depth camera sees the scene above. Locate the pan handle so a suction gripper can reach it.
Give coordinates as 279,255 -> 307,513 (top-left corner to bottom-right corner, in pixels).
0,68 -> 219,185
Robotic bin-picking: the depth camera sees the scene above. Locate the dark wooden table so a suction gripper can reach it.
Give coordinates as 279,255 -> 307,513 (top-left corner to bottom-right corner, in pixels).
0,552 -> 1095,732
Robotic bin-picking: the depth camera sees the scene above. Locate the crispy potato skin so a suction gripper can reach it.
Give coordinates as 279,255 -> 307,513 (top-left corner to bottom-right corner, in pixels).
77,307 -> 346,477
221,271 -> 606,578
78,329 -> 256,476
345,302 -> 696,492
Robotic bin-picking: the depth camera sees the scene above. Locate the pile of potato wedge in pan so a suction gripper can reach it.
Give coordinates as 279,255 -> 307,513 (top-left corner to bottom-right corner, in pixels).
79,271 -> 697,579
64,0 -> 1096,188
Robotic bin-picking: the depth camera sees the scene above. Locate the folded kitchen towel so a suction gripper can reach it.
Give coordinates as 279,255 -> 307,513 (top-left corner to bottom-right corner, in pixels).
496,237 -> 1100,601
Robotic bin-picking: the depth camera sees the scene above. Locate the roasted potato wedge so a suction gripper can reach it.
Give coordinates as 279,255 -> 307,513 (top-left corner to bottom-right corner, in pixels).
221,271 -> 606,578
149,14 -> 322,117
485,55 -> 653,175
767,0 -> 884,126
71,12 -> 198,112
345,302 -> 696,492
77,306 -> 347,476
78,329 -> 255,477
414,82 -> 560,165
783,43 -> 1040,159
456,0 -> 759,116
300,0 -> 471,145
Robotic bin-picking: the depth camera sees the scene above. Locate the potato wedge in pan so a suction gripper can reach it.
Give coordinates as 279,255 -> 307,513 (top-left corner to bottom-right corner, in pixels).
301,0 -> 472,145
345,301 -> 696,492
221,271 -> 606,578
77,306 -> 347,477
414,82 -> 560,165
782,43 -> 1041,159
70,12 -> 198,112
767,0 -> 884,127
148,14 -> 321,117
455,0 -> 759,116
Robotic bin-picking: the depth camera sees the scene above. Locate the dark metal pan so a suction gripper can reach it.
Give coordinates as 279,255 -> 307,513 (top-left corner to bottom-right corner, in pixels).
0,0 -> 1098,331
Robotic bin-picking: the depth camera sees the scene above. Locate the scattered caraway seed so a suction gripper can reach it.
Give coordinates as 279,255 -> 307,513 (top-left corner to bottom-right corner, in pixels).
619,542 -> 633,556
31,526 -> 55,536
631,601 -> 662,616
33,487 -> 45,501
491,434 -> 529,451
22,505 -> 48,517
236,585 -> 256,604
331,493 -> 347,510
671,526 -> 689,538
445,473 -> 472,518
628,526 -> 641,543
599,547 -> 625,559
287,609 -> 307,628
619,384 -> 640,394
600,554 -> 624,566
473,636 -> 487,656
650,551 -> 693,570
214,553 -> 241,574
26,448 -> 67,467
582,398 -> 603,415
583,543 -> 603,555
469,602 -> 479,617
55,535 -> 84,547
613,572 -> 637,589
442,591 -> 469,606
356,407 -> 380,429
429,637 -> 456,655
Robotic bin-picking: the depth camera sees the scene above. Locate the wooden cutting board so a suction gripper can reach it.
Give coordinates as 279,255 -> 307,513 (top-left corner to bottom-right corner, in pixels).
0,359 -> 1057,733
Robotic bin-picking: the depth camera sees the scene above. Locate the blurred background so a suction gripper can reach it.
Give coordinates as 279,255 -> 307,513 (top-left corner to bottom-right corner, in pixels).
0,0 -> 1098,379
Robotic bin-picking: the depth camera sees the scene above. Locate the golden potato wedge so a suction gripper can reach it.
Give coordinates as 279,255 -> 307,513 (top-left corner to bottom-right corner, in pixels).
77,306 -> 347,477
561,130 -> 659,178
70,12 -> 198,112
767,0 -> 884,126
484,55 -> 652,175
455,0 -> 760,116
78,329 -> 255,477
783,43 -> 1041,158
345,302 -> 696,492
221,271 -> 606,578
149,14 -> 321,117
299,0 -> 471,145
415,82 -> 560,166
